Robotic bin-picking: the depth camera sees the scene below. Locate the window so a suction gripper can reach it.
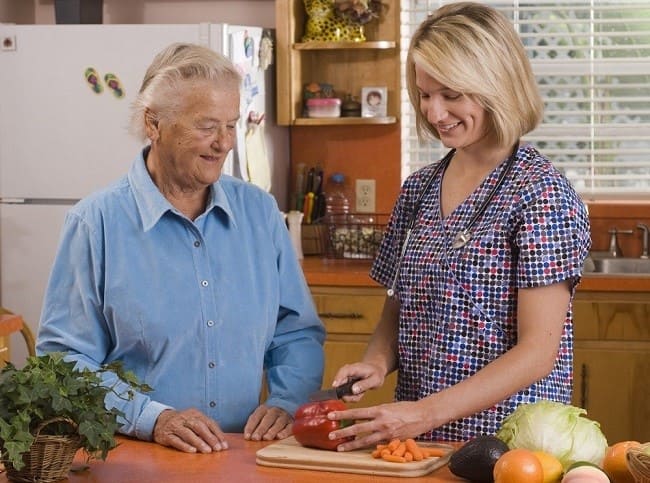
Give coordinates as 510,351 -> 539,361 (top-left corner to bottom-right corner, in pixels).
401,1 -> 650,197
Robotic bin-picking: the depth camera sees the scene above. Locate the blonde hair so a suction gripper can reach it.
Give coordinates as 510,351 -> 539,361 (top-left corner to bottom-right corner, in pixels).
130,42 -> 242,142
405,2 -> 543,147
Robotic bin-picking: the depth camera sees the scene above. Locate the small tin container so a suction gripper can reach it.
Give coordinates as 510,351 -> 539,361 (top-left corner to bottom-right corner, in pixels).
306,98 -> 341,118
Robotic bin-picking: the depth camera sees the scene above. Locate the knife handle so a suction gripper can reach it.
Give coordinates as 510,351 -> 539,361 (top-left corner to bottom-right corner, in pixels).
335,377 -> 361,398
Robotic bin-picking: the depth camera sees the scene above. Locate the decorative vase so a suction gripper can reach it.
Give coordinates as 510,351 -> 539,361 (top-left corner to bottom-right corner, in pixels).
302,0 -> 366,42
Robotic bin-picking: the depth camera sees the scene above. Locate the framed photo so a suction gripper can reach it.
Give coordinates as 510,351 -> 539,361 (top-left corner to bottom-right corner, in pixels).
361,86 -> 387,118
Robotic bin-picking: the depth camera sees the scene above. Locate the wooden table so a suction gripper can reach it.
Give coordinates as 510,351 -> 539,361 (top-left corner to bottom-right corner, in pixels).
1,435 -> 464,482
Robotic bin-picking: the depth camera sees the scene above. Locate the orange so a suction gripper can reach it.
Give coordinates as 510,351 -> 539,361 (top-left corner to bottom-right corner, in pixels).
533,450 -> 563,483
493,448 -> 544,483
602,441 -> 641,483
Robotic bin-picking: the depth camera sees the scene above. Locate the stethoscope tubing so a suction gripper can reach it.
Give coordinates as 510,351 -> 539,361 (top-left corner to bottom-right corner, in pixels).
387,143 -> 519,298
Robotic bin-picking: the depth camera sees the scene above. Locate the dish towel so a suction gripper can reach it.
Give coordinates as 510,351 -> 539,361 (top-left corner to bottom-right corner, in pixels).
245,117 -> 271,192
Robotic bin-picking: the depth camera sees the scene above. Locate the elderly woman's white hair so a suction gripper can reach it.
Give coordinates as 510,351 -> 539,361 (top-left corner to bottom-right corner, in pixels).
406,2 -> 543,148
130,42 -> 242,142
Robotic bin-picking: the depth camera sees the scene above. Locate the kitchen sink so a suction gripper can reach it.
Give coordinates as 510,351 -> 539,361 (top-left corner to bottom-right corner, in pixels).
586,257 -> 650,274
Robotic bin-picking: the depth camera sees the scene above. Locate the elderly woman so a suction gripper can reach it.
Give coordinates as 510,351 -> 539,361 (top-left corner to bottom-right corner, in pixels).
37,43 -> 325,453
327,2 -> 590,449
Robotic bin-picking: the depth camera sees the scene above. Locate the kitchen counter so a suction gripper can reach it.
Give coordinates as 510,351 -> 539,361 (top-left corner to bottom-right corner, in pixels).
300,256 -> 650,292
0,435 -> 463,483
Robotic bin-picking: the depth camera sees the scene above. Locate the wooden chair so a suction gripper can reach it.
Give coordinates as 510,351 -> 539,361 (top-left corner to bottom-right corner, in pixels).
0,311 -> 36,366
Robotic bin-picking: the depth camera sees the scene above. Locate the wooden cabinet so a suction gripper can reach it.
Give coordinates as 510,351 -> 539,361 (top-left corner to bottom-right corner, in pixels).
572,292 -> 650,442
310,286 -> 396,407
0,335 -> 9,367
275,0 -> 400,126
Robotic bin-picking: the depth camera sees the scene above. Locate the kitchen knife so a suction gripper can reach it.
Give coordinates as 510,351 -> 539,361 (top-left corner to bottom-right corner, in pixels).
308,378 -> 361,402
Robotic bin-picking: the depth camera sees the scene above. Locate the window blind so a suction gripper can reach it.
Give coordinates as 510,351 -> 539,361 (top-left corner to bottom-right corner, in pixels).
400,1 -> 650,197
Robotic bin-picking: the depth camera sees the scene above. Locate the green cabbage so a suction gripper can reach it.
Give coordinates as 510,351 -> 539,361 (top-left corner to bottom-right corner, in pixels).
495,400 -> 608,470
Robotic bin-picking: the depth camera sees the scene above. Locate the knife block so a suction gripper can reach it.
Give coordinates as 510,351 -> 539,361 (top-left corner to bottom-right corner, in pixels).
301,224 -> 326,256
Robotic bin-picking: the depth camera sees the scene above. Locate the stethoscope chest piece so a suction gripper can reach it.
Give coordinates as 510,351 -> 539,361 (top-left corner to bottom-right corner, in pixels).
451,229 -> 471,249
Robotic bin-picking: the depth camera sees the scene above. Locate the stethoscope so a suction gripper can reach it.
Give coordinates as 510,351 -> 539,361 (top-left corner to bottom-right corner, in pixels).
387,143 -> 519,298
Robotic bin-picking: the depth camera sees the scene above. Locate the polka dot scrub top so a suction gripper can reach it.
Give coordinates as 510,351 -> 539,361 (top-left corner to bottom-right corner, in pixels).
370,144 -> 591,442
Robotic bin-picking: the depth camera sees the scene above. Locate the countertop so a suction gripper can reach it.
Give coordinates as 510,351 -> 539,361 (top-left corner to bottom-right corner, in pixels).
0,435 -> 463,483
300,256 -> 650,292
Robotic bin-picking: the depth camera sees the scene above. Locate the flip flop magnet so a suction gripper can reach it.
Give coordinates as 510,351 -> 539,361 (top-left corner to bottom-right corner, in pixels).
84,67 -> 103,94
104,73 -> 125,98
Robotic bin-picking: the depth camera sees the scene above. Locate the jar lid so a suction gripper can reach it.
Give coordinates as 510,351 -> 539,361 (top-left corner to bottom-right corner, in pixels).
306,98 -> 341,106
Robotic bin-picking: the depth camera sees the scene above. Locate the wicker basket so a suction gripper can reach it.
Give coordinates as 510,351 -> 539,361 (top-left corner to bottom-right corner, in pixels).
323,213 -> 388,259
627,443 -> 650,483
2,417 -> 82,483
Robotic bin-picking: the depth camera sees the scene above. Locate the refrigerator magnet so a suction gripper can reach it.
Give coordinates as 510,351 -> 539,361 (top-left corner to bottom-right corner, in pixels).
104,73 -> 125,98
84,67 -> 103,94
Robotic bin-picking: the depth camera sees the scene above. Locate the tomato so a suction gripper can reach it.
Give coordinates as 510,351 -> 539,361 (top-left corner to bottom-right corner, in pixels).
292,399 -> 353,450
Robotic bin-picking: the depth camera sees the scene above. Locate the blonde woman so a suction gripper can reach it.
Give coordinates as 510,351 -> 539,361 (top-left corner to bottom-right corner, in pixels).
327,2 -> 590,448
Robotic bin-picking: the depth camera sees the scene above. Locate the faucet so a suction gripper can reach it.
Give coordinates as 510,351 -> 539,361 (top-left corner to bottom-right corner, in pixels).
637,223 -> 649,259
607,228 -> 633,258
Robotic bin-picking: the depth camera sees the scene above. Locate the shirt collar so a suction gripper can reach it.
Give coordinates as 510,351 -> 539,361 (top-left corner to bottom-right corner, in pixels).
128,147 -> 237,232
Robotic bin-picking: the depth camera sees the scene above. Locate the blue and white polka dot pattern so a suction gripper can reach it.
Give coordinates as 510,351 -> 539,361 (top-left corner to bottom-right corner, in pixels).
370,144 -> 591,441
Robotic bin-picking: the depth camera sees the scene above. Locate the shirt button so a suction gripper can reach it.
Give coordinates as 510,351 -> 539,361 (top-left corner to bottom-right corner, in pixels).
201,280 -> 209,287
194,240 -> 201,247
209,401 -> 216,408
207,320 -> 215,327
208,361 -> 215,368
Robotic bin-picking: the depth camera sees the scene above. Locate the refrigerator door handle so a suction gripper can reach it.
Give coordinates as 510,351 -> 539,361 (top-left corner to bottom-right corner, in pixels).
0,197 -> 80,205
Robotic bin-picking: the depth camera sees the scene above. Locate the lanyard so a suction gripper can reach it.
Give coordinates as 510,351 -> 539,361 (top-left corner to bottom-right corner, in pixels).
387,143 -> 519,298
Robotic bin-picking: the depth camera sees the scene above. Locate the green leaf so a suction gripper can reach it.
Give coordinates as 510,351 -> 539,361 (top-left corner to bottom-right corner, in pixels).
0,352 -> 150,469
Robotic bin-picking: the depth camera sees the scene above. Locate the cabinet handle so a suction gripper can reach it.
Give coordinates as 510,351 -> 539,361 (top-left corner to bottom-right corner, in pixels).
318,312 -> 363,319
580,363 -> 588,409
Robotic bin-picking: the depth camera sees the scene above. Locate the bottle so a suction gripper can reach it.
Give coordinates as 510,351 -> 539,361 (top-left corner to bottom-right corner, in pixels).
325,173 -> 351,225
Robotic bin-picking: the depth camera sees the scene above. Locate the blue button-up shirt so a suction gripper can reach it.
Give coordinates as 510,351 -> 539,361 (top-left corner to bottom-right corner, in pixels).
37,150 -> 325,440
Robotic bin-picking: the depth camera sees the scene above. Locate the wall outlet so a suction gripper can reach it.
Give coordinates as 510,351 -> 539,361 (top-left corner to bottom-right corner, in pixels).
355,179 -> 376,213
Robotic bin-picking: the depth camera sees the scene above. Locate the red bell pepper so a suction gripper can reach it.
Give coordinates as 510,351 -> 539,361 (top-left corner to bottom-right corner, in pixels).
292,399 -> 353,451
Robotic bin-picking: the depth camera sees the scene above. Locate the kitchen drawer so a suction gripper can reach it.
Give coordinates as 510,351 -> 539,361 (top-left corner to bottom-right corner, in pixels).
573,298 -> 650,342
310,286 -> 385,335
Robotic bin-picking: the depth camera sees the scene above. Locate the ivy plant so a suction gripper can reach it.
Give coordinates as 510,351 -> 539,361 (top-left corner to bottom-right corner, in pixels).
0,352 -> 151,470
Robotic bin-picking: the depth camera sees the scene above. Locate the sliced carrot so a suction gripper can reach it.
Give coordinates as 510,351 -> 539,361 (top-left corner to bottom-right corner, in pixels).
381,453 -> 406,463
405,438 -> 424,461
380,448 -> 391,458
404,451 -> 414,462
392,442 -> 406,457
371,448 -> 383,458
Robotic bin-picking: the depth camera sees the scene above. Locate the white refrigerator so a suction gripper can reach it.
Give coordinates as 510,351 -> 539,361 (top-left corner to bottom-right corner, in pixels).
0,23 -> 285,364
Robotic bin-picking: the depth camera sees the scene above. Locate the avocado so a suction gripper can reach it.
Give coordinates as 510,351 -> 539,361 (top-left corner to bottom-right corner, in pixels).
448,435 -> 510,483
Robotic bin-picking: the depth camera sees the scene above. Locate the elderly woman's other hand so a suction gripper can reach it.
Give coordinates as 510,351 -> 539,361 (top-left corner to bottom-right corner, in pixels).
153,408 -> 228,453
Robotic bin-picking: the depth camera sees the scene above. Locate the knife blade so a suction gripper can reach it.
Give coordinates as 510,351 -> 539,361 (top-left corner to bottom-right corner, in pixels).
308,378 -> 361,402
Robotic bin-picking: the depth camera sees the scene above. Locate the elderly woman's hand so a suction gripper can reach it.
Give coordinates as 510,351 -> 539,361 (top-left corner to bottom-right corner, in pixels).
244,404 -> 293,441
153,408 -> 228,453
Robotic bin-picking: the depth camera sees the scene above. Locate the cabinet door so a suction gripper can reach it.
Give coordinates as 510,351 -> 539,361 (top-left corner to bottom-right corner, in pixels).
312,286 -> 396,407
0,335 -> 8,367
573,346 -> 650,442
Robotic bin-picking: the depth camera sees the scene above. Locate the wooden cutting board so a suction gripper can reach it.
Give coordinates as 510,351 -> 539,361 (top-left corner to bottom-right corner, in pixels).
256,436 -> 454,478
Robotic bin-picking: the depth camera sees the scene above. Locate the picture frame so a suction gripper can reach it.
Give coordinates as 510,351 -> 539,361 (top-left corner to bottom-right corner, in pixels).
361,86 -> 387,118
